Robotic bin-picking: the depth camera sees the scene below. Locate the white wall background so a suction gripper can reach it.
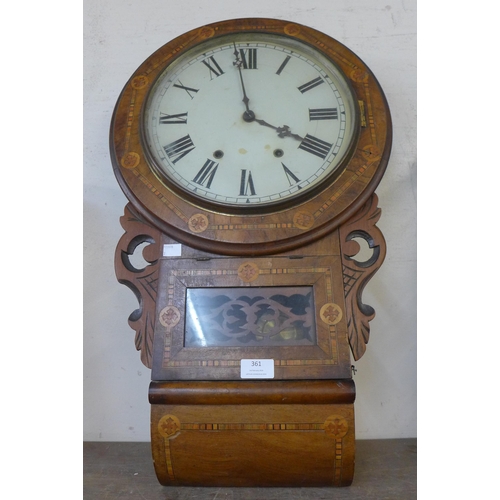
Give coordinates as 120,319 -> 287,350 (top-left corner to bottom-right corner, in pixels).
83,0 -> 416,441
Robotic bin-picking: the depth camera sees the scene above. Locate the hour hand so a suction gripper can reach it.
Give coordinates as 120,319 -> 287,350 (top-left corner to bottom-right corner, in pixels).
276,125 -> 304,142
254,118 -> 304,142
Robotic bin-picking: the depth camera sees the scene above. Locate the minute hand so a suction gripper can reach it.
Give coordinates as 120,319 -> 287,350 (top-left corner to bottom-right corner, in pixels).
233,43 -> 255,121
254,119 -> 304,142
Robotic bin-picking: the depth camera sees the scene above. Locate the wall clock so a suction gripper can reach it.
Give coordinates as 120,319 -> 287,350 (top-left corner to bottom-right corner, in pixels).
111,18 -> 391,487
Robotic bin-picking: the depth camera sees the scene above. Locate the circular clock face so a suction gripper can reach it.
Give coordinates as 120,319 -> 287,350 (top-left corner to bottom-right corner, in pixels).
142,33 -> 358,210
111,19 -> 392,255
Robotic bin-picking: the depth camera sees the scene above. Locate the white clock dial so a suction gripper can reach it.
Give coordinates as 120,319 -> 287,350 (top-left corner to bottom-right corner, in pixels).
143,33 -> 358,208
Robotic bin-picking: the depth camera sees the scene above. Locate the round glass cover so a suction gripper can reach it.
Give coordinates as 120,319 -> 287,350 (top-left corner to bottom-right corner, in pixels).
143,33 -> 358,208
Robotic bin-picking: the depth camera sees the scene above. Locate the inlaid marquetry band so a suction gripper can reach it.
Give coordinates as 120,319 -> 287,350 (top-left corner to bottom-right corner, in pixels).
198,26 -> 215,38
156,414 -> 348,436
237,262 -> 260,282
157,414 -> 180,481
158,414 -> 181,438
293,210 -> 315,230
120,152 -> 140,169
361,144 -> 381,161
156,411 -> 349,484
131,75 -> 149,89
320,303 -> 343,326
284,23 -> 301,36
323,415 -> 349,484
188,213 -> 209,233
158,306 -> 181,328
324,415 -> 349,438
350,69 -> 369,83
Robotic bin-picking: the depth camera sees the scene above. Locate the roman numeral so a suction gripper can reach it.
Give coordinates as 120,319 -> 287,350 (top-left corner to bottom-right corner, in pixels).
298,134 -> 333,160
309,108 -> 338,120
163,135 -> 195,164
298,76 -> 324,93
192,159 -> 219,188
201,56 -> 224,79
159,112 -> 188,124
238,48 -> 257,69
239,169 -> 256,196
282,163 -> 301,187
276,55 -> 291,75
173,81 -> 199,99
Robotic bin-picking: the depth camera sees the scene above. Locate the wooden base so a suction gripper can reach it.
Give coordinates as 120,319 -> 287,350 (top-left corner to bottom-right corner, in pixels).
149,380 -> 355,487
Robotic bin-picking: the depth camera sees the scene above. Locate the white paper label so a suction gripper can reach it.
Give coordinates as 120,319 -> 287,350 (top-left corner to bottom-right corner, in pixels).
163,244 -> 182,257
240,359 -> 275,379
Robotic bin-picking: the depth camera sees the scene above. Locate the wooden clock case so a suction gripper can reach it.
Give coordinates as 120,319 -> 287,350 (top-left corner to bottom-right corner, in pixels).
110,18 -> 391,487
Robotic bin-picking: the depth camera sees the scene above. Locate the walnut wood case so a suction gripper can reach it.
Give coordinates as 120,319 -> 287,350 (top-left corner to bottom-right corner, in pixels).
111,18 -> 391,487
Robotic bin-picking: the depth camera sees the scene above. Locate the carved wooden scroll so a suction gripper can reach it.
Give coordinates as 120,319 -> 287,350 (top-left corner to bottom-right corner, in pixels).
339,194 -> 386,361
114,203 -> 162,368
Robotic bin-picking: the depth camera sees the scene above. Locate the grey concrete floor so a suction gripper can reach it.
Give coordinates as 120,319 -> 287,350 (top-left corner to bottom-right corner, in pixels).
83,438 -> 416,499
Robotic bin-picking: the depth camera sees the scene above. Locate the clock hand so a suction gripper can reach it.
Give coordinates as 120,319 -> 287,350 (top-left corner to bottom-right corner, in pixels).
232,44 -> 302,139
254,118 -> 304,142
233,43 -> 255,122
